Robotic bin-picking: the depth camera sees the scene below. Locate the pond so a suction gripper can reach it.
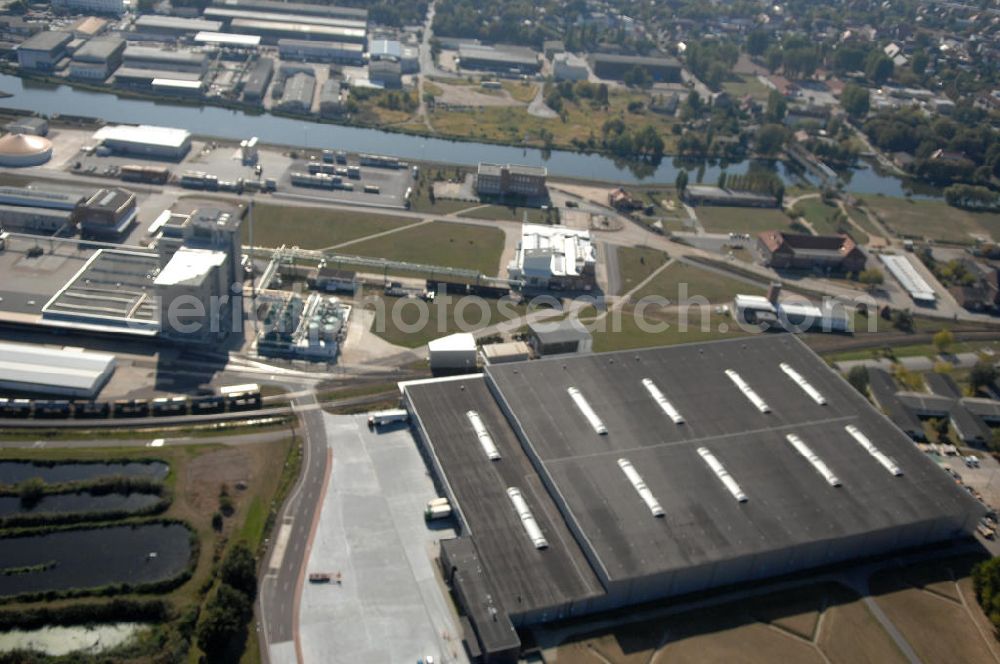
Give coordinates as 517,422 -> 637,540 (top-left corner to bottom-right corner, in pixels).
0,523 -> 191,596
0,461 -> 169,485
0,492 -> 161,517
0,623 -> 146,656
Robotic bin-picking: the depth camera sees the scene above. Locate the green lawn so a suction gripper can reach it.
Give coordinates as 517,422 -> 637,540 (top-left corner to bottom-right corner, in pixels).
633,261 -> 765,304
722,73 -> 772,102
244,203 -> 415,249
792,197 -> 869,244
368,294 -> 526,347
458,204 -> 554,223
590,307 -> 748,352
345,221 -> 506,274
845,204 -> 883,240
616,246 -> 671,294
860,195 -> 1000,245
696,206 -> 792,234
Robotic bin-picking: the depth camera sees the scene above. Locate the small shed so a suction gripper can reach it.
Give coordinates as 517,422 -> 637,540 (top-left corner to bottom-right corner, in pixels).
429,333 -> 477,372
527,319 -> 592,357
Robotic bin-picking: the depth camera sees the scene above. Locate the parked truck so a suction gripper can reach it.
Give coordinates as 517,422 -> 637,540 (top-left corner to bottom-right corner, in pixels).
367,408 -> 408,429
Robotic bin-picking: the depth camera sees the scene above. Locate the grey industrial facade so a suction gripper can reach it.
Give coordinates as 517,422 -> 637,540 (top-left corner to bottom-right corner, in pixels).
402,335 -> 984,661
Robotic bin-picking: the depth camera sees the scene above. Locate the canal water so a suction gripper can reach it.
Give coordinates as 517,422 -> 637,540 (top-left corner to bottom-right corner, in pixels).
0,523 -> 190,596
0,623 -> 146,656
0,492 -> 161,516
0,73 -> 937,196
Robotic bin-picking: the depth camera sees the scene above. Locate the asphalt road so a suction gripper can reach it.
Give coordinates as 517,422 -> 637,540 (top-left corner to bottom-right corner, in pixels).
259,391 -> 331,664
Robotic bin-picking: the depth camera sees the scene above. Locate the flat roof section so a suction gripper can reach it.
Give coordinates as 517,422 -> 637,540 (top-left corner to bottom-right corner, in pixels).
485,335 -> 983,583
0,341 -> 115,396
404,375 -> 604,615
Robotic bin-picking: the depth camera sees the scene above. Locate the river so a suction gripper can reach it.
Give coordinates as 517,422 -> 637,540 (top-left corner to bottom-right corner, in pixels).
0,72 -> 937,196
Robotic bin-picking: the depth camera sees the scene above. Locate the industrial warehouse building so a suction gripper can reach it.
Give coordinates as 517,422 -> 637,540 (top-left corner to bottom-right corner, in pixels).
92,124 -> 192,160
475,162 -> 547,198
209,0 -> 367,22
402,335 -> 984,661
457,43 -> 541,75
278,39 -> 364,64
589,53 -> 682,82
69,36 -> 125,80
508,224 -> 596,290
0,341 -> 115,397
133,15 -> 223,38
16,30 -> 72,71
122,45 -> 208,74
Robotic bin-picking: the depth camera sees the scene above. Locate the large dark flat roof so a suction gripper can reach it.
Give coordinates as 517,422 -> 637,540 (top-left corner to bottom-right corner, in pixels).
485,336 -> 982,581
405,376 -> 604,614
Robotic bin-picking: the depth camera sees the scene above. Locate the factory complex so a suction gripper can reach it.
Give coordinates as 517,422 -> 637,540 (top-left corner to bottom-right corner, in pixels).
402,335 -> 984,661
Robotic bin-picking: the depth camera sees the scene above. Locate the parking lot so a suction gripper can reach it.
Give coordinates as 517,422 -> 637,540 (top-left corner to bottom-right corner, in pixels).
298,414 -> 467,664
278,155 -> 415,209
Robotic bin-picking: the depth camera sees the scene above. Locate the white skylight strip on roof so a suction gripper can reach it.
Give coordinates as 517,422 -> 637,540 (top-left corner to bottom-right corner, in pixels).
697,447 -> 748,502
506,487 -> 549,549
785,434 -> 841,487
780,363 -> 827,405
567,386 -> 608,435
845,425 -> 903,476
641,378 -> 684,424
466,410 -> 501,461
725,369 -> 770,414
617,458 -> 665,518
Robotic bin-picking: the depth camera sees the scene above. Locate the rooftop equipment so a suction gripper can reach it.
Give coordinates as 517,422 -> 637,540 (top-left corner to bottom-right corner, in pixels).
617,458 -> 664,517
785,434 -> 841,487
697,447 -> 747,502
567,386 -> 607,435
780,363 -> 826,405
845,424 -> 903,476
467,410 -> 501,461
725,369 -> 770,414
507,487 -> 548,549
641,378 -> 684,424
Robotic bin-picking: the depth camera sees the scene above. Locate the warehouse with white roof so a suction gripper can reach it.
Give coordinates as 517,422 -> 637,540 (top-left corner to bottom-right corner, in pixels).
92,124 -> 192,160
880,254 -> 937,305
0,342 -> 115,397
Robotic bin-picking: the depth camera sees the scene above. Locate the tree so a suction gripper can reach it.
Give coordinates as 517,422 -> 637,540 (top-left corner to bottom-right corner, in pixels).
18,477 -> 44,508
840,84 -> 870,119
971,360 -> 998,393
623,66 -> 652,89
865,51 -> 894,85
675,169 -> 688,194
196,585 -> 253,657
847,366 -> 870,395
755,124 -> 786,156
891,308 -> 914,332
911,51 -> 929,76
973,557 -> 1000,631
933,329 -> 955,354
765,90 -> 787,123
859,268 -> 884,291
717,172 -> 727,189
221,543 -> 258,598
746,30 -> 769,57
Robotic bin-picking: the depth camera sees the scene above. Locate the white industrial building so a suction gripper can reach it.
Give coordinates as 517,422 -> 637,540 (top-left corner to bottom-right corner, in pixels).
553,52 -> 589,81
92,124 -> 192,160
880,254 -> 937,305
0,342 -> 116,397
734,293 -> 851,333
508,224 -> 597,290
429,333 -> 477,372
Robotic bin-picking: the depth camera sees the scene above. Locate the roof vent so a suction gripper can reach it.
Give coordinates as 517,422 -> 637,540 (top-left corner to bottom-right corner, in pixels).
780,363 -> 826,405
466,410 -> 500,461
507,487 -> 548,549
725,369 -> 770,413
641,378 -> 684,424
697,447 -> 747,502
567,386 -> 607,435
786,434 -> 841,487
845,424 -> 902,476
618,458 -> 664,517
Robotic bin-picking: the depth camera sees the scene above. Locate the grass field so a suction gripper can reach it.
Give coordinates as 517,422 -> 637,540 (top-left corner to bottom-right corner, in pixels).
870,554 -> 997,664
697,206 -> 792,234
344,221 -> 505,274
616,246 -> 671,294
589,307 -> 748,352
458,204 -> 553,223
368,294 -> 525,347
544,582 -> 904,664
429,88 -> 679,151
861,195 -> 1000,245
500,80 -> 539,103
792,197 -> 870,245
0,437 -> 297,663
722,73 -> 772,102
244,203 -> 416,249
633,261 -> 766,303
